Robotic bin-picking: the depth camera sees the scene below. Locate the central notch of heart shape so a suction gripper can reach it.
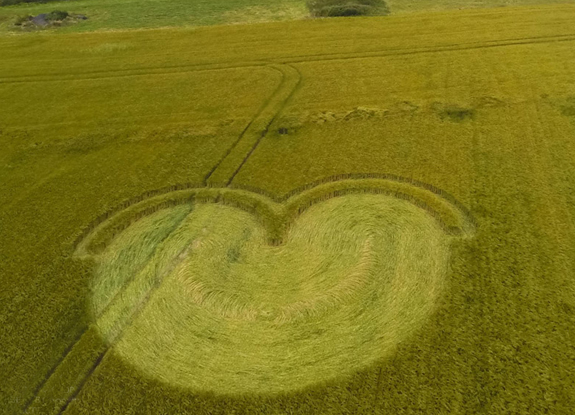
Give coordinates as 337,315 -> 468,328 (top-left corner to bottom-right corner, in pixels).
76,177 -> 475,395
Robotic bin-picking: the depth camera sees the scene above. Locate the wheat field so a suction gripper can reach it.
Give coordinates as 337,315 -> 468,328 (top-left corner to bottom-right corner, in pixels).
1,4 -> 575,414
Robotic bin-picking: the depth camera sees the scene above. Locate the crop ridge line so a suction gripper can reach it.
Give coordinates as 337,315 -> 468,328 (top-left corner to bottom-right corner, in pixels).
228,182 -> 279,201
279,172 -> 471,209
73,182 -> 206,251
5,111 -> 236,131
3,92 -> 535,133
75,174 -> 475,251
74,174 -> 475,257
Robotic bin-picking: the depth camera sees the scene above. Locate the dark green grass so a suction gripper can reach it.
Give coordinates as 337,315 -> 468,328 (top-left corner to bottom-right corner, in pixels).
307,0 -> 390,17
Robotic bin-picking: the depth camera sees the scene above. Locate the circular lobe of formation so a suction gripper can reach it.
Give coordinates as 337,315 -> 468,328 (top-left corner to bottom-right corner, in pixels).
89,193 -> 451,394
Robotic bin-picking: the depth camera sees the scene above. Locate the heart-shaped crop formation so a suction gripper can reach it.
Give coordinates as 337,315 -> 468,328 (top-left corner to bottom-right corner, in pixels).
75,177 -> 475,394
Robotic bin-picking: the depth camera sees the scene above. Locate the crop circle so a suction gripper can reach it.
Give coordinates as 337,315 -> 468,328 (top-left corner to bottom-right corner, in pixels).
87,191 -> 455,394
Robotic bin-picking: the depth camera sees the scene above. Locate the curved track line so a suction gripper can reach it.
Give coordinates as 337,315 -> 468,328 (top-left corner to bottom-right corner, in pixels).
203,64 -> 288,184
225,64 -> 302,186
79,176 -> 475,253
206,64 -> 302,185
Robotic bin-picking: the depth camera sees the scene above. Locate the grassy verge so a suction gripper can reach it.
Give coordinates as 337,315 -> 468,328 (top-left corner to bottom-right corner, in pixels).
0,0 -> 308,34
0,0 -> 574,34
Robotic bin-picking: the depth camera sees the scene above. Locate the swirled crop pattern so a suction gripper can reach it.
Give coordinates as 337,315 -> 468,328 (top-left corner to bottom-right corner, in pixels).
89,193 -> 453,394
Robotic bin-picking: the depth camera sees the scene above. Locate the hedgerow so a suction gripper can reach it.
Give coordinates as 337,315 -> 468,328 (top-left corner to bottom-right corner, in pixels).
306,0 -> 390,17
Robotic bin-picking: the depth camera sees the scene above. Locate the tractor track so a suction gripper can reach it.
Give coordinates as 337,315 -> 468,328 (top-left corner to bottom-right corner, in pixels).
1,32 -> 575,85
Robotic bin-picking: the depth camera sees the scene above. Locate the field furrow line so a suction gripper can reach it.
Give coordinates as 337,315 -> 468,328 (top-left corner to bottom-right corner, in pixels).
0,62 -> 269,85
280,33 -> 575,64
2,33 -> 575,86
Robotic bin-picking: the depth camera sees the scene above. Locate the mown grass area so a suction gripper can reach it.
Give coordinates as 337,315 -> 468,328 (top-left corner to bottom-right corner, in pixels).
2,4 -> 575,414
0,0 -> 308,33
0,0 -> 573,34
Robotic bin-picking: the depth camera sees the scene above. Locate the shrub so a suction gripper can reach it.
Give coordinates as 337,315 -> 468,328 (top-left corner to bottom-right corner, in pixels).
47,10 -> 69,21
307,0 -> 389,17
441,107 -> 475,122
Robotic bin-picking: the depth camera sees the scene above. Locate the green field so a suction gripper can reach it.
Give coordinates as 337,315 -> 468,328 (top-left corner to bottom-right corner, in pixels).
0,0 -> 308,33
0,0 -> 574,33
2,3 -> 575,414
